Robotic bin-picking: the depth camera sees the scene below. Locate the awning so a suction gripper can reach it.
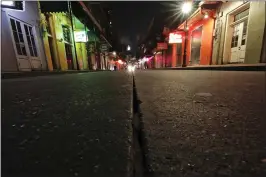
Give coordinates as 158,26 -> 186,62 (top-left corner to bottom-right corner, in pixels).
200,1 -> 222,10
40,1 -> 111,47
71,1 -> 94,31
100,35 -> 112,48
78,1 -> 112,46
78,1 -> 103,32
178,8 -> 201,30
177,1 -> 221,30
87,31 -> 99,41
40,1 -> 95,32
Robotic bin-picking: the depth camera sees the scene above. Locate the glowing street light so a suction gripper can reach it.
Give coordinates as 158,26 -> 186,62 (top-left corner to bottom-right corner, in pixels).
113,51 -> 116,56
182,1 -> 192,68
182,2 -> 192,14
1,1 -> 15,6
118,60 -> 123,64
127,45 -> 131,51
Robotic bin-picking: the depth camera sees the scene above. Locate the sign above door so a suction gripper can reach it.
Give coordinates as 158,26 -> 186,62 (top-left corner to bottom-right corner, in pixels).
169,31 -> 184,44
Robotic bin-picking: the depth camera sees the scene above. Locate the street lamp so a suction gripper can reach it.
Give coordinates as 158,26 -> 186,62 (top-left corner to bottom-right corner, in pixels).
182,2 -> 192,14
113,51 -> 116,56
118,60 -> 123,64
127,45 -> 131,51
181,1 -> 192,67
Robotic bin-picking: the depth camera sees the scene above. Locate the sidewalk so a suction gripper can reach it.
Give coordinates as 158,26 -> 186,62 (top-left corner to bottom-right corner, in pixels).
1,70 -> 110,79
154,63 -> 266,71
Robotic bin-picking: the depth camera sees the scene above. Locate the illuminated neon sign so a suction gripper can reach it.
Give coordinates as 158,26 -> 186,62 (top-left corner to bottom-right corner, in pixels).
1,1 -> 15,7
74,31 -> 88,42
157,43 -> 168,50
169,32 -> 183,44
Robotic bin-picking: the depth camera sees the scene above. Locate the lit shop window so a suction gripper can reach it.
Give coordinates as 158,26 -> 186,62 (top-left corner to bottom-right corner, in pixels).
1,1 -> 15,7
1,1 -> 23,10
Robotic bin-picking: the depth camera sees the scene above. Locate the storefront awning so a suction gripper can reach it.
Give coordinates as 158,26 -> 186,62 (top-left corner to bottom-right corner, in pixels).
100,35 -> 112,48
71,1 -> 94,31
200,1 -> 222,10
177,1 -> 221,30
87,31 -> 99,42
40,1 -> 111,46
40,1 -> 95,32
78,1 -> 112,46
177,8 -> 201,30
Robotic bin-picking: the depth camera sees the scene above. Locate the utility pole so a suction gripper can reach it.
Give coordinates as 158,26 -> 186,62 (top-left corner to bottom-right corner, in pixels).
103,51 -> 107,70
161,50 -> 163,68
182,19 -> 188,67
68,1 -> 80,70
164,50 -> 167,67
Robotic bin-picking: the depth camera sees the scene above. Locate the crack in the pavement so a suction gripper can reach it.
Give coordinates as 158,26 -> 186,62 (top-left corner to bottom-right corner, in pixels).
130,75 -> 153,177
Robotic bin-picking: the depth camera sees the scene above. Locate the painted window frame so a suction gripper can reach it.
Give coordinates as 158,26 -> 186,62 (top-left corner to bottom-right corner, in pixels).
189,24 -> 203,65
8,15 -> 42,61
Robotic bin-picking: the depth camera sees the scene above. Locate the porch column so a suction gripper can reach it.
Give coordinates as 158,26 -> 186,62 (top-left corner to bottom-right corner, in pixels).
172,44 -> 177,67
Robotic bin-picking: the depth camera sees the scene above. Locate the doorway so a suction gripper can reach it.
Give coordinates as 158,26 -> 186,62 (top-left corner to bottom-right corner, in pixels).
9,17 -> 41,71
86,42 -> 93,70
230,20 -> 248,63
65,44 -> 74,70
48,36 -> 57,70
176,43 -> 182,66
190,26 -> 203,65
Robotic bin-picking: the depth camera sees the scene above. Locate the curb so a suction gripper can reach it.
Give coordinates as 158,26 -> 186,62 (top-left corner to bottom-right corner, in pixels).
150,65 -> 266,71
1,70 -> 110,79
131,75 -> 153,177
127,73 -> 134,177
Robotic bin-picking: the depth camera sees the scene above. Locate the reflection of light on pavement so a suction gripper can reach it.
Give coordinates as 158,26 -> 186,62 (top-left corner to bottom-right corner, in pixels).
127,65 -> 136,72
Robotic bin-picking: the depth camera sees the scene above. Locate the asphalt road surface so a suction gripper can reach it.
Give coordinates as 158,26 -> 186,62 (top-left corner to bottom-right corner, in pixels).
2,70 -> 266,177
134,70 -> 266,177
2,72 -> 132,177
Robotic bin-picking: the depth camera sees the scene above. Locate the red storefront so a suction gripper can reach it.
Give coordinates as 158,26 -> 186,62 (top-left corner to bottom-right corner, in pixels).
168,31 -> 185,67
170,2 -> 220,66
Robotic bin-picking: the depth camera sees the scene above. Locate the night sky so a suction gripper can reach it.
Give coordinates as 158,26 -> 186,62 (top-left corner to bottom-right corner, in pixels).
108,1 -> 182,52
105,1 -> 196,53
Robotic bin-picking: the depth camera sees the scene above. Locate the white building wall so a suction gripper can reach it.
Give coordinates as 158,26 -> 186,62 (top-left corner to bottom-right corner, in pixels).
261,21 -> 266,63
1,11 -> 18,71
212,1 -> 246,64
212,1 -> 266,64
1,1 -> 47,72
245,1 -> 266,64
